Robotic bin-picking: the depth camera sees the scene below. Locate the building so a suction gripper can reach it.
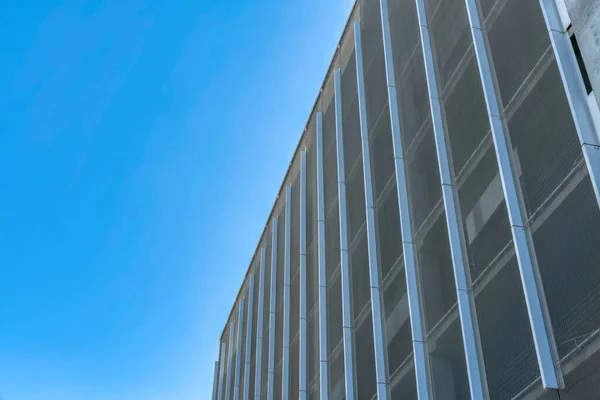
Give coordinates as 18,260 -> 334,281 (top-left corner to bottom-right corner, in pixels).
211,0 -> 600,398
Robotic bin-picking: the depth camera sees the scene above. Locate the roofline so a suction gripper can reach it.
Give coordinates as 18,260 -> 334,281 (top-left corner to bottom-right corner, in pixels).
219,0 -> 360,342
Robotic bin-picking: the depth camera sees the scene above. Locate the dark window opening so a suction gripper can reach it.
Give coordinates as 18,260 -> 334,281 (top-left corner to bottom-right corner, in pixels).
570,33 -> 593,95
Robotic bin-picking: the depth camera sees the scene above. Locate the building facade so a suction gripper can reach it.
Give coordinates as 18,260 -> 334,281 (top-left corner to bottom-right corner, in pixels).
212,0 -> 600,398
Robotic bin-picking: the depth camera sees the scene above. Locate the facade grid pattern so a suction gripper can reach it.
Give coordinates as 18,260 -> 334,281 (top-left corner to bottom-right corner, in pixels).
214,0 -> 600,398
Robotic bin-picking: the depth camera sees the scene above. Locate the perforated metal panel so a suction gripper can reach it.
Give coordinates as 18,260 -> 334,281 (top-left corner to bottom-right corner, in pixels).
428,319 -> 471,399
345,165 -> 366,243
376,182 -> 402,280
330,351 -> 346,399
364,48 -> 388,138
397,50 -> 430,149
426,0 -> 471,91
444,55 -> 491,176
457,145 -> 511,282
355,316 -> 377,399
474,255 -> 539,399
351,233 -> 370,321
507,60 -> 582,218
324,127 -> 339,216
484,0 -> 551,107
360,0 -> 383,71
559,350 -> 600,399
370,108 -> 395,202
325,203 -> 340,283
390,368 -> 418,400
307,241 -> 319,314
383,271 -> 412,375
389,0 -> 420,82
407,125 -> 442,231
328,275 -> 343,355
291,336 -> 299,400
533,176 -> 600,359
477,0 -> 497,20
307,306 -> 320,398
418,213 -> 456,332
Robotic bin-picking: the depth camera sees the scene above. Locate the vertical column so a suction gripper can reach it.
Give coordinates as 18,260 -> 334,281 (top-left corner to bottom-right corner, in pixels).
243,275 -> 255,400
353,20 -> 389,400
213,361 -> 220,400
462,0 -> 561,389
234,299 -> 246,400
376,0 -> 432,398
255,247 -> 267,399
225,320 -> 236,400
334,68 -> 356,400
539,0 -> 600,204
299,150 -> 308,400
410,0 -> 490,398
316,111 -> 330,399
267,218 -> 279,400
282,186 -> 292,398
218,342 -> 227,400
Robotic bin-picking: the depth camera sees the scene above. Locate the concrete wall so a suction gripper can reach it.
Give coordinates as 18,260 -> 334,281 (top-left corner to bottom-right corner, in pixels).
565,0 -> 600,104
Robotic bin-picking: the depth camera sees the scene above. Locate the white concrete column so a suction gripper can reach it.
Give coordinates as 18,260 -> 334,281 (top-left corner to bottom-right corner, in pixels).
267,217 -> 279,400
463,0 -> 561,389
225,320 -> 236,400
234,298 -> 246,400
254,247 -> 267,399
243,275 -> 255,400
316,110 -> 330,399
412,0 -> 491,397
354,20 -> 389,400
299,150 -> 308,400
213,360 -> 220,400
282,186 -> 292,398
218,342 -> 227,400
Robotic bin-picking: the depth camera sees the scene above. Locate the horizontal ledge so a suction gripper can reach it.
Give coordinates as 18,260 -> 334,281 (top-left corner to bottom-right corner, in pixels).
582,143 -> 600,149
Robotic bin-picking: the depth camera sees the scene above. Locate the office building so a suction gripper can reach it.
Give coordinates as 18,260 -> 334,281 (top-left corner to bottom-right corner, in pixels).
212,0 -> 600,398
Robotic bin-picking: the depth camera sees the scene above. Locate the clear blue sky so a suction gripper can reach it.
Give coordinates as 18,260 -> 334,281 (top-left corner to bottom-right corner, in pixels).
0,0 -> 351,399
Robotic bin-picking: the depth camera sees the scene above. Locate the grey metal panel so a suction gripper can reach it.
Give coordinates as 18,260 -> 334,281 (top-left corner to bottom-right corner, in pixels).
267,218 -> 279,400
226,320 -> 236,400
255,247 -> 267,399
463,0 -> 561,389
539,0 -> 600,206
353,20 -> 389,400
213,360 -> 220,400
283,186 -> 292,399
243,275 -> 255,400
299,150 -> 308,400
315,110 -> 329,400
334,68 -> 356,400
234,298 -> 246,400
218,342 -> 227,400
376,0 -> 433,397
412,0 -> 489,397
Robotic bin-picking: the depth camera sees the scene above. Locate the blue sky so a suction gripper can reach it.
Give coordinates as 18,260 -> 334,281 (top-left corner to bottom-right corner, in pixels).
0,0 -> 351,399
